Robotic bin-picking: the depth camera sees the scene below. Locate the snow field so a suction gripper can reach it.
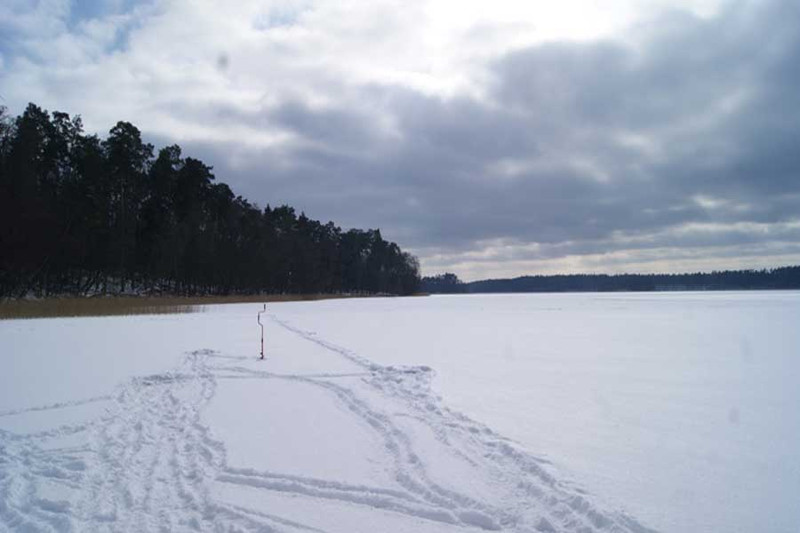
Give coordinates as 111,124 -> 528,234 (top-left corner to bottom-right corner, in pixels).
271,292 -> 800,533
0,305 -> 653,532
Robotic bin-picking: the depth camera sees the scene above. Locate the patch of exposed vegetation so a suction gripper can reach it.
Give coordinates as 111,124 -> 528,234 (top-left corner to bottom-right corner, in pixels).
0,293 -> 371,320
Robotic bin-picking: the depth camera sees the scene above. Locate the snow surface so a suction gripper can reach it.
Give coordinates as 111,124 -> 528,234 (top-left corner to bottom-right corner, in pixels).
1,292 -> 798,532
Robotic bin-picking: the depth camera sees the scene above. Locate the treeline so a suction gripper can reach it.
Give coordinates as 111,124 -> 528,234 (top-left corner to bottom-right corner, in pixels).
420,273 -> 468,294
0,103 -> 420,298
423,267 -> 800,294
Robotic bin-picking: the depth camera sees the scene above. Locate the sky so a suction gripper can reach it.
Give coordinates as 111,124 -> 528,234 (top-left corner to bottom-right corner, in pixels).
1,0 -> 799,281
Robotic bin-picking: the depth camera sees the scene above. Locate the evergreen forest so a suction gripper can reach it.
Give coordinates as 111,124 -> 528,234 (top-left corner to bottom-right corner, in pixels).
0,104 -> 421,298
422,267 -> 800,294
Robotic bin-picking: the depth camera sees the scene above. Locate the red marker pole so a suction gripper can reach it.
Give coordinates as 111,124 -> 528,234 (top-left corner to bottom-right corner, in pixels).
258,304 -> 266,360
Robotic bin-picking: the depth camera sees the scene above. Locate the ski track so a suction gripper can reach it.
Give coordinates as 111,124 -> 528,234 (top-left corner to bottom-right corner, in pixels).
0,316 -> 656,533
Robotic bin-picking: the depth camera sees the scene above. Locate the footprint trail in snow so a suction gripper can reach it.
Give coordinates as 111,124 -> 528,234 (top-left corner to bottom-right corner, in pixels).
0,316 -> 656,533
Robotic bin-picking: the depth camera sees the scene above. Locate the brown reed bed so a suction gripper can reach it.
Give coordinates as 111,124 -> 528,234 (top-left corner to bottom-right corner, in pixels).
0,293 -> 368,320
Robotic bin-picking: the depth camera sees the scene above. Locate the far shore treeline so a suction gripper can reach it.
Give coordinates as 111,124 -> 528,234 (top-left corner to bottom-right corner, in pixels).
423,267 -> 800,294
0,103 -> 420,298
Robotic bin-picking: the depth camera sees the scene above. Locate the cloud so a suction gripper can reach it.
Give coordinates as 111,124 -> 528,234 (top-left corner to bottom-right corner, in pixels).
1,0 -> 799,279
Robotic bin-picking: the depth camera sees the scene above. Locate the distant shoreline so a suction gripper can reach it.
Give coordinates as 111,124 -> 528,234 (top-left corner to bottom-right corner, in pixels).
422,266 -> 800,294
429,287 -> 800,295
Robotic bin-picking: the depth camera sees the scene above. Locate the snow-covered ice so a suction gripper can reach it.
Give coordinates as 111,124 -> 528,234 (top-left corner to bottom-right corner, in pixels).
1,292 -> 798,532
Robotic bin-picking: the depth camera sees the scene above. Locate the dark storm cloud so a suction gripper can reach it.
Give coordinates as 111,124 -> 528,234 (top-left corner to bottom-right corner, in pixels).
149,0 -> 800,274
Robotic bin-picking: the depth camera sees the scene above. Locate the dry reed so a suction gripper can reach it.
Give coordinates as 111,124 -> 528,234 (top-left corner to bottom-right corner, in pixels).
0,294 -> 367,320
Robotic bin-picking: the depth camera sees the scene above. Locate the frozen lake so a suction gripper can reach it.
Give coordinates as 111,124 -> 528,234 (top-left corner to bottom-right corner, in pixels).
275,291 -> 800,533
2,291 -> 798,532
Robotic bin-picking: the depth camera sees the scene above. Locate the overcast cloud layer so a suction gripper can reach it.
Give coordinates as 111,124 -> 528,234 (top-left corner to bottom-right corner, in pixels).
2,0 -> 799,280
